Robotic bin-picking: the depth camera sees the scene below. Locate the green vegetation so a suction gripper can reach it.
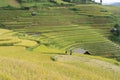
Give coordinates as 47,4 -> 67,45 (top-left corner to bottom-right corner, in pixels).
0,44 -> 119,80
0,0 -> 20,8
0,0 -> 95,9
0,4 -> 118,58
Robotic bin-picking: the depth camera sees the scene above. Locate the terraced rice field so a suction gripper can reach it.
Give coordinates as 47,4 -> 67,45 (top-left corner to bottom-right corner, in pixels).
0,5 -> 120,58
0,29 -> 37,48
0,3 -> 120,80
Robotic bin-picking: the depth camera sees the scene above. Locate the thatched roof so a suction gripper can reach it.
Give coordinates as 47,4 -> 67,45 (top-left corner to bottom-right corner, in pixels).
73,48 -> 90,54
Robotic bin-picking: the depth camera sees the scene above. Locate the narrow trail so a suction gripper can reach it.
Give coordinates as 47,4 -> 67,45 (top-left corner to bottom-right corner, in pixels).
56,55 -> 120,73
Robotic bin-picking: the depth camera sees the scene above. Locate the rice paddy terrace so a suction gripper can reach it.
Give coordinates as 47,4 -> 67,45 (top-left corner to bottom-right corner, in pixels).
0,2 -> 120,80
0,28 -> 119,80
0,4 -> 119,58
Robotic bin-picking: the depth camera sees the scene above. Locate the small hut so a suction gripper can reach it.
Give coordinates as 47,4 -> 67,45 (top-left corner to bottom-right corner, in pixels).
73,48 -> 91,55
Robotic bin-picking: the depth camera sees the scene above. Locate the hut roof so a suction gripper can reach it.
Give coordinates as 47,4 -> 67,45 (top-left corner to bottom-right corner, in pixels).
73,48 -> 88,54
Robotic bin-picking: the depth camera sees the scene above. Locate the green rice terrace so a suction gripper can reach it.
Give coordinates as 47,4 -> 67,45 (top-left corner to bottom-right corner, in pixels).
0,0 -> 120,80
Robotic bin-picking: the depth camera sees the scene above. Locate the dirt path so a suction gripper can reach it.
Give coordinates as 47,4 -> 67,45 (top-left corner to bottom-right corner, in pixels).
56,55 -> 120,73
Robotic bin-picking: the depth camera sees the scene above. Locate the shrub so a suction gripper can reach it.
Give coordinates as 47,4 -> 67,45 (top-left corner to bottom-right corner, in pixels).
109,35 -> 120,43
116,57 -> 120,61
1,5 -> 17,10
0,23 -> 6,28
21,6 -> 30,10
51,56 -> 57,61
26,47 -> 33,51
69,7 -> 80,11
100,9 -> 108,12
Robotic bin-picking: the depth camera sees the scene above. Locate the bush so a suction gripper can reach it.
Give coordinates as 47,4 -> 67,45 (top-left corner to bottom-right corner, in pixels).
51,56 -> 57,61
109,35 -> 119,42
69,7 -> 80,11
21,6 -> 30,10
26,47 -> 33,51
100,9 -> 108,12
116,57 -> 120,61
0,23 -> 6,28
1,5 -> 18,10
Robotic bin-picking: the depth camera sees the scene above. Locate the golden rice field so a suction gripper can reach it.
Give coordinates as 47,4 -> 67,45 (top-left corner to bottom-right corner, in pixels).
0,1 -> 120,79
0,29 -> 119,80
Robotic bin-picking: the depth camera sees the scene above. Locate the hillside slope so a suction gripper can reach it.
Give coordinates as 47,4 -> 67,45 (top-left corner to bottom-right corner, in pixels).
0,29 -> 119,80
0,46 -> 119,80
0,33 -> 119,80
0,4 -> 120,58
0,3 -> 120,80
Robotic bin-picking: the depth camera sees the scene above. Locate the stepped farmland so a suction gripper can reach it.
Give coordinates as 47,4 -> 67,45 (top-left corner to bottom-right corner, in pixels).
0,5 -> 120,58
0,2 -> 120,79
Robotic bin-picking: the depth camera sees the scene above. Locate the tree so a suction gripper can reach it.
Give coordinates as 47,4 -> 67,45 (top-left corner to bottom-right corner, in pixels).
81,0 -> 86,4
16,0 -> 22,3
111,24 -> 120,36
100,0 -> 102,4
